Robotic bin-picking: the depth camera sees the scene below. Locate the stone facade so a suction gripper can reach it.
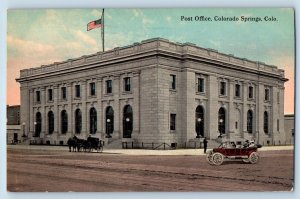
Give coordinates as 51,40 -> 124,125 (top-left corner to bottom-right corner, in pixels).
17,38 -> 288,147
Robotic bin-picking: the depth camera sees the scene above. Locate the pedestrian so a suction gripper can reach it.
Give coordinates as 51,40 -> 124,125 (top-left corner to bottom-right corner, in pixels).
203,137 -> 208,154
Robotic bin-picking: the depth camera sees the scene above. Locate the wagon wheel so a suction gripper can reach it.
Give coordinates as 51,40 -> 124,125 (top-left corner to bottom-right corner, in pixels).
212,152 -> 224,166
248,152 -> 259,164
206,151 -> 214,165
87,143 -> 92,153
97,145 -> 103,153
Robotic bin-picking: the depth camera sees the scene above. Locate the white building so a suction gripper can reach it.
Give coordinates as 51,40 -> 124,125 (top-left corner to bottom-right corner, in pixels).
17,38 -> 288,147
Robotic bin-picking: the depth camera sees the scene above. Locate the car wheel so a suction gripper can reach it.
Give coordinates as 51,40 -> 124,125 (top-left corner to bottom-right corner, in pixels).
249,152 -> 259,164
243,159 -> 250,163
212,152 -> 224,165
206,151 -> 214,165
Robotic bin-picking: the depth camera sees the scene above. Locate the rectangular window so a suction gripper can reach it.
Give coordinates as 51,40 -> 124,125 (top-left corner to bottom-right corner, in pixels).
170,75 -> 176,90
75,85 -> 81,98
220,82 -> 226,95
90,82 -> 96,96
36,91 -> 40,102
265,88 -> 270,101
106,80 -> 112,94
248,86 -> 253,99
61,87 -> 67,100
277,119 -> 279,131
124,77 -> 131,92
170,113 -> 176,130
48,89 -> 53,101
235,84 -> 241,97
198,78 -> 205,93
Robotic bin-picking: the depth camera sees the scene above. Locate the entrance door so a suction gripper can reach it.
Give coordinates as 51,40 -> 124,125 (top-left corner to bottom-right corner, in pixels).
13,133 -> 18,143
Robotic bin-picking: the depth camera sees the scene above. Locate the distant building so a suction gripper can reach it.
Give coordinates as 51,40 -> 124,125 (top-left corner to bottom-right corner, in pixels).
16,38 -> 288,147
7,105 -> 21,144
284,114 -> 294,145
7,105 -> 20,125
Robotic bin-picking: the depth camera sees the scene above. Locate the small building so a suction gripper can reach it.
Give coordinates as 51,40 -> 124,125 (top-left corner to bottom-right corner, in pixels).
16,38 -> 288,147
7,105 -> 22,144
284,114 -> 294,145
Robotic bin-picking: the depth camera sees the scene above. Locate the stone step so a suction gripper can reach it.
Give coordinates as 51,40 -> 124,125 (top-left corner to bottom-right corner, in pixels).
104,138 -> 123,149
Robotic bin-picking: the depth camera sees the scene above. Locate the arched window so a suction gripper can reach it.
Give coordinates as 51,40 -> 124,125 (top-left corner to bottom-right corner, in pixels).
75,109 -> 82,134
123,105 -> 133,138
105,106 -> 114,137
90,108 -> 97,134
264,111 -> 269,134
61,110 -> 68,134
48,111 -> 54,134
35,112 -> 42,137
195,106 -> 204,138
247,110 -> 253,134
218,108 -> 226,135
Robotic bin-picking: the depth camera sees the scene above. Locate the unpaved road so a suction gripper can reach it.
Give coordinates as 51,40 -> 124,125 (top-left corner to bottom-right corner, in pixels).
7,148 -> 294,192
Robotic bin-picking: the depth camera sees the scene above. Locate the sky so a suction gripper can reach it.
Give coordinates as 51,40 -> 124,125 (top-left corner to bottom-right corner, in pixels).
7,8 -> 295,113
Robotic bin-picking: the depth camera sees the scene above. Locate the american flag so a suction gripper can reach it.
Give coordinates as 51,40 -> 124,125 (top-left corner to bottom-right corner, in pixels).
87,18 -> 102,31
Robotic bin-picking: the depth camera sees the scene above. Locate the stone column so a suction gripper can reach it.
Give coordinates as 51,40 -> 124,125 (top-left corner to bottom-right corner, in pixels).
96,78 -> 103,135
278,86 -> 285,144
41,87 -> 46,138
53,85 -> 59,135
20,84 -> 30,137
272,85 -> 282,144
207,75 -> 218,139
242,83 -> 248,134
132,71 -> 140,137
29,88 -> 34,134
257,82 -> 265,145
182,69 -> 195,142
228,79 -> 235,134
81,80 -> 87,137
113,75 -> 120,138
67,83 -> 72,136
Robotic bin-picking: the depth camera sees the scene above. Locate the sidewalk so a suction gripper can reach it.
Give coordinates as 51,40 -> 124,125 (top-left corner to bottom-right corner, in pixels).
7,144 -> 294,156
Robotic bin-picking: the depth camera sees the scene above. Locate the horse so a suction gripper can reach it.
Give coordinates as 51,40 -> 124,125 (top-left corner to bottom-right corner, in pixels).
67,136 -> 78,152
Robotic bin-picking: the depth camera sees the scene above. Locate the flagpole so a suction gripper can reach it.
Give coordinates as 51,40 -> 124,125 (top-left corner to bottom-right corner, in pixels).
102,8 -> 105,52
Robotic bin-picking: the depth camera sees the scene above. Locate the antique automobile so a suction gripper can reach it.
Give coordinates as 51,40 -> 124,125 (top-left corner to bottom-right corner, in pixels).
206,140 -> 262,165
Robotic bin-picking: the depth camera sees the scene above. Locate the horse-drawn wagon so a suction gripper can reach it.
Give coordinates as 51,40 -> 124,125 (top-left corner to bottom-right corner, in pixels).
67,136 -> 104,153
86,137 -> 104,152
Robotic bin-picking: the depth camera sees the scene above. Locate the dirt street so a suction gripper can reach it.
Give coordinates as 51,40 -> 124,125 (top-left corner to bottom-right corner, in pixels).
7,147 -> 294,192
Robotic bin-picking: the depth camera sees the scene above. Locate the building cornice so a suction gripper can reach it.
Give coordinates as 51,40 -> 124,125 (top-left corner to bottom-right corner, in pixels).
16,38 -> 287,83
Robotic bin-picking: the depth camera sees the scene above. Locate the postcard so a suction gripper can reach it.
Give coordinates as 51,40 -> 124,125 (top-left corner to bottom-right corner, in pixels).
7,8 -> 294,192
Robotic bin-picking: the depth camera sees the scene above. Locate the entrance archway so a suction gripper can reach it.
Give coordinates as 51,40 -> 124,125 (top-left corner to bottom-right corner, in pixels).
61,110 -> 68,134
35,112 -> 42,137
123,105 -> 133,138
105,106 -> 114,137
48,111 -> 54,134
75,109 -> 82,134
89,108 -> 97,134
195,106 -> 204,138
218,107 -> 226,135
